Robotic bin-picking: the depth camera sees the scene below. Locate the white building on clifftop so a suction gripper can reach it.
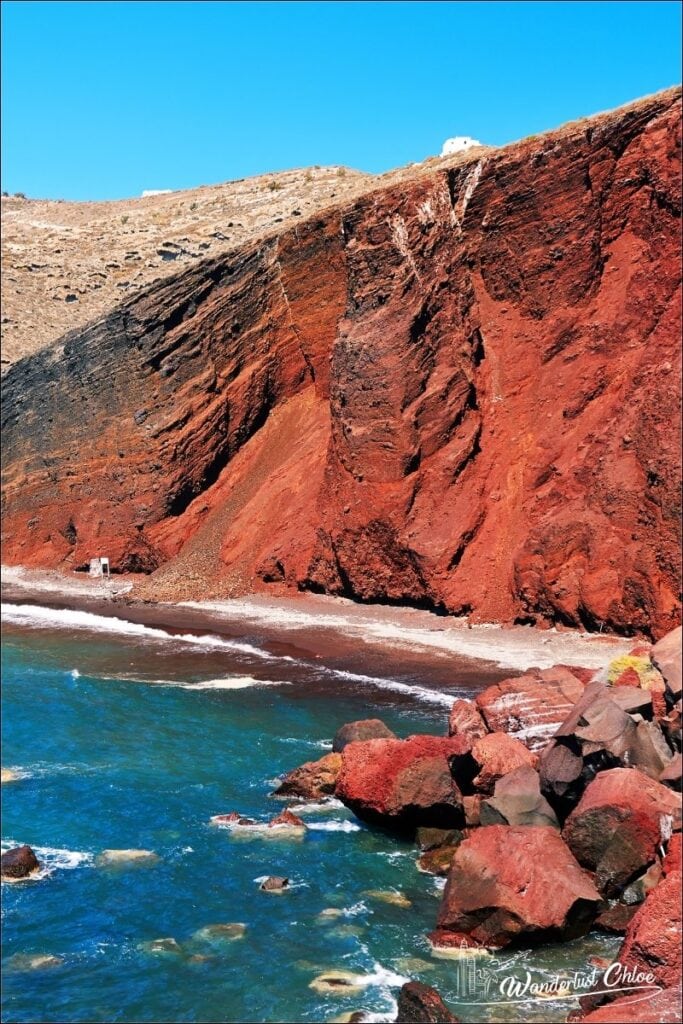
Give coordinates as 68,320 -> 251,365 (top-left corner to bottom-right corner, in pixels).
440,136 -> 481,156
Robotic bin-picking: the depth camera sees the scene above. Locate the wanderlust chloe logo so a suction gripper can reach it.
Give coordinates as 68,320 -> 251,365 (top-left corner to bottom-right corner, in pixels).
450,943 -> 661,1006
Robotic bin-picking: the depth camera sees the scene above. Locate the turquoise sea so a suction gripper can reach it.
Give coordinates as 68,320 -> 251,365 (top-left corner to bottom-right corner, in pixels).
1,600 -> 617,1023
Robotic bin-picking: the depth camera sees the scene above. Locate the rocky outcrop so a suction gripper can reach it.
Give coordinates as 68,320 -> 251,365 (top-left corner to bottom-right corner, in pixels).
395,982 -> 460,1023
336,735 -> 469,832
1,845 -> 40,880
578,871 -> 682,1019
272,752 -> 342,800
2,89 -> 681,636
562,767 -> 682,896
431,825 -> 600,949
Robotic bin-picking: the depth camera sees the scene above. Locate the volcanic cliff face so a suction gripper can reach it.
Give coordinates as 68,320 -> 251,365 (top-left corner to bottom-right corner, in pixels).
2,88 -> 681,637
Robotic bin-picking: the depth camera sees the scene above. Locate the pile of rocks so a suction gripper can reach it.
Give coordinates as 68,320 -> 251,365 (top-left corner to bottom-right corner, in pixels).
275,625 -> 681,1021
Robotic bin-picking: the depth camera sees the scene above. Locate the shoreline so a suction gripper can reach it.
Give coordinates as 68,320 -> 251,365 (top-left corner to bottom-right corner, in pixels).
1,564 -> 633,673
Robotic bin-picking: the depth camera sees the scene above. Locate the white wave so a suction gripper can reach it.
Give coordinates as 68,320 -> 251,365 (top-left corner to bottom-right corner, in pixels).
277,737 -> 333,749
2,761 -> 108,779
307,820 -> 362,833
185,677 -> 288,690
183,597 -> 632,670
0,603 -> 282,662
289,798 -> 345,815
325,667 -> 456,708
70,669 -> 80,679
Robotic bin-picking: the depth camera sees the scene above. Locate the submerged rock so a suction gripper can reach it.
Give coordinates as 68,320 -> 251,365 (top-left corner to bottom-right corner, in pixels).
562,767 -> 682,896
363,889 -> 412,908
433,825 -> 601,949
309,970 -> 366,995
5,953 -> 64,971
192,922 -> 246,942
332,719 -> 396,752
272,752 -> 342,800
1,768 -> 20,784
141,937 -> 184,956
395,981 -> 460,1022
1,845 -> 41,881
97,849 -> 159,867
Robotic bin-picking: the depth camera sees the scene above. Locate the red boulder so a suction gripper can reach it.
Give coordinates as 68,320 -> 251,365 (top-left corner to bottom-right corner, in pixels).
432,825 -> 600,949
272,752 -> 342,800
336,735 -> 469,832
563,768 -> 682,896
475,667 -> 585,751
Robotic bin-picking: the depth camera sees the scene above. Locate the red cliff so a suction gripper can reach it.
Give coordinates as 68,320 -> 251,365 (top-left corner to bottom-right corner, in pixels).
2,88 -> 681,637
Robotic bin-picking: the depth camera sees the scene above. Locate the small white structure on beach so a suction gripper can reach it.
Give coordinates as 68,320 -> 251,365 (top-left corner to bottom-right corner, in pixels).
440,136 -> 481,156
89,557 -> 110,579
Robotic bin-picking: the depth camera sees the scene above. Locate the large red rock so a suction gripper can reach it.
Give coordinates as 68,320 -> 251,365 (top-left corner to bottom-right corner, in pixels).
468,732 -> 538,794
432,825 -> 600,949
272,752 -> 342,800
578,986 -> 683,1022
395,982 -> 459,1023
578,872 -> 682,1019
336,735 -> 469,832
563,768 -> 682,896
1,90 -> 680,636
475,667 -> 585,750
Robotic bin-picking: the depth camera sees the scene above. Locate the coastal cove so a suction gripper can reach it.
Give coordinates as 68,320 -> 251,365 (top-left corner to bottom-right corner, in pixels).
1,584 -> 629,1023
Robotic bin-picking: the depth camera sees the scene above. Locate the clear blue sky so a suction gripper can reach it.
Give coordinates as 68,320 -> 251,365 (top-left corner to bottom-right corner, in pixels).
2,1 -> 681,200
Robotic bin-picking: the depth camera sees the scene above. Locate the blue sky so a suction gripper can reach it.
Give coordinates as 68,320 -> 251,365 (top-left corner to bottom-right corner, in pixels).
2,1 -> 681,200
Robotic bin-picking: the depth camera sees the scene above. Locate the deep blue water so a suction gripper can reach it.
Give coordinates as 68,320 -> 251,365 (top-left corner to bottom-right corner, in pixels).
1,603 -> 617,1023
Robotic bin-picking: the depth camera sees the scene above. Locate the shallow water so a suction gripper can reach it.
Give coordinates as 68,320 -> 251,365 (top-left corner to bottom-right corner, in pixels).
1,603 -> 617,1023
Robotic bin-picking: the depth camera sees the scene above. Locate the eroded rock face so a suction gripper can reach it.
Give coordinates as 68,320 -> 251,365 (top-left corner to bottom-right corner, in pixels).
432,825 -> 601,949
1,90 -> 680,635
562,767 -> 682,896
336,735 -> 469,832
475,667 -> 585,750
